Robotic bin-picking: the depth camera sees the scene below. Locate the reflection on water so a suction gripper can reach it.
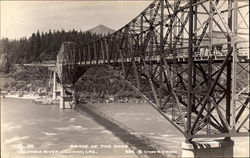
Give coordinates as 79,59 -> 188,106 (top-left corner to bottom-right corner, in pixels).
1,98 -> 184,158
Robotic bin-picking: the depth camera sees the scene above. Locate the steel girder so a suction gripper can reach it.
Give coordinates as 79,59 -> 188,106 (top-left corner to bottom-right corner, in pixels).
55,0 -> 249,139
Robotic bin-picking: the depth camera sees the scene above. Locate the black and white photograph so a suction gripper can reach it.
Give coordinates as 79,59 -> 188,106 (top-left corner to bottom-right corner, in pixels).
0,0 -> 249,157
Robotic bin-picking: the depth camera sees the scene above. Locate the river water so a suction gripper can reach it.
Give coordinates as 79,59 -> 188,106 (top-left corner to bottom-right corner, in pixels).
1,98 -> 249,158
1,98 -> 185,158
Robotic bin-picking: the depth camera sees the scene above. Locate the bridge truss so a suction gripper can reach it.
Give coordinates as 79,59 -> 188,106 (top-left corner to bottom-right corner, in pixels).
55,0 -> 249,139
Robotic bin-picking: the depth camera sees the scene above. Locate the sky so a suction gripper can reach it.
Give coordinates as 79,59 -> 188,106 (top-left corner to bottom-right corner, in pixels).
1,0 -> 152,40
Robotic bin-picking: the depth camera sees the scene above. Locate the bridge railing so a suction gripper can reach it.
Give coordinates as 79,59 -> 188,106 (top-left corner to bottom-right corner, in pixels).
57,40 -> 249,66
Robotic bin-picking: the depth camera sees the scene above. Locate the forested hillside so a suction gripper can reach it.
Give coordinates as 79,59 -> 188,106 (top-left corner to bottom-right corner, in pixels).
0,30 -> 102,67
0,27 -> 140,102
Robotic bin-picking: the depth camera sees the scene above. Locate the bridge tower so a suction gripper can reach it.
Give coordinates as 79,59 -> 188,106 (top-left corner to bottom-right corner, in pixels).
54,42 -> 83,109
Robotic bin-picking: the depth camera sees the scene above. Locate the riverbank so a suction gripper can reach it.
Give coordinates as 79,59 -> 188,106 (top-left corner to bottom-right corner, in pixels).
1,93 -> 146,105
3,94 -> 38,100
1,93 -> 60,105
78,96 -> 147,104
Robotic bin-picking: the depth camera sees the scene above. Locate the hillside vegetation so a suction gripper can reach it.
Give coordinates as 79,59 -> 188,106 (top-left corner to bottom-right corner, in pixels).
0,27 -> 141,102
0,30 -> 102,70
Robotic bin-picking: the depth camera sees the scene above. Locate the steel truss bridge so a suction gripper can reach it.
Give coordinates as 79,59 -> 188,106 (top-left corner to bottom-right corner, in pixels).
54,0 -> 249,140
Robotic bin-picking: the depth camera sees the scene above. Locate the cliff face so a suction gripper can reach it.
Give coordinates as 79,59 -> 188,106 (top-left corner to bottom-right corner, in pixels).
88,24 -> 115,35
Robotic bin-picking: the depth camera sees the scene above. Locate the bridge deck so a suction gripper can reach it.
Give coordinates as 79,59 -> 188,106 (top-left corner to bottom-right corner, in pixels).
60,55 -> 249,66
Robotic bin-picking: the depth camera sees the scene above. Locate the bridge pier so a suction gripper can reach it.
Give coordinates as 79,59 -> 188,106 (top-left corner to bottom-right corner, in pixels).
181,138 -> 234,158
59,84 -> 76,109
59,85 -> 64,109
52,71 -> 58,100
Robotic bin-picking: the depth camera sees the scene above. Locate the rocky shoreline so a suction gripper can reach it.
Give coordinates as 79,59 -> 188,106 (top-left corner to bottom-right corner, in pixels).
1,92 -> 59,105
1,91 -> 146,105
78,96 -> 147,104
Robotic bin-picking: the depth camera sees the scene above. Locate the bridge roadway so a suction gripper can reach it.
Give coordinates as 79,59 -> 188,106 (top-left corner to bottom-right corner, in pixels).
65,54 -> 249,66
57,40 -> 249,66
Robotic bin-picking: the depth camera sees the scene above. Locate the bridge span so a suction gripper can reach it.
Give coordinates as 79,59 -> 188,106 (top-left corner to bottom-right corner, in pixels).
51,0 -> 249,144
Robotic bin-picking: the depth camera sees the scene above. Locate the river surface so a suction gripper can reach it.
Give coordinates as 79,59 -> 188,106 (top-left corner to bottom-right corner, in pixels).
1,98 -> 249,158
1,98 -> 185,158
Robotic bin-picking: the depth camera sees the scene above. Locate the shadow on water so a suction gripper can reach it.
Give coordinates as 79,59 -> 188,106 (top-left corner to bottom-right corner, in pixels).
76,104 -> 176,158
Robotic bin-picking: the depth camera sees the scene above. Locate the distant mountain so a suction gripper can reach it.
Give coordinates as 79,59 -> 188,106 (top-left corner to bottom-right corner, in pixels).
88,24 -> 115,35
